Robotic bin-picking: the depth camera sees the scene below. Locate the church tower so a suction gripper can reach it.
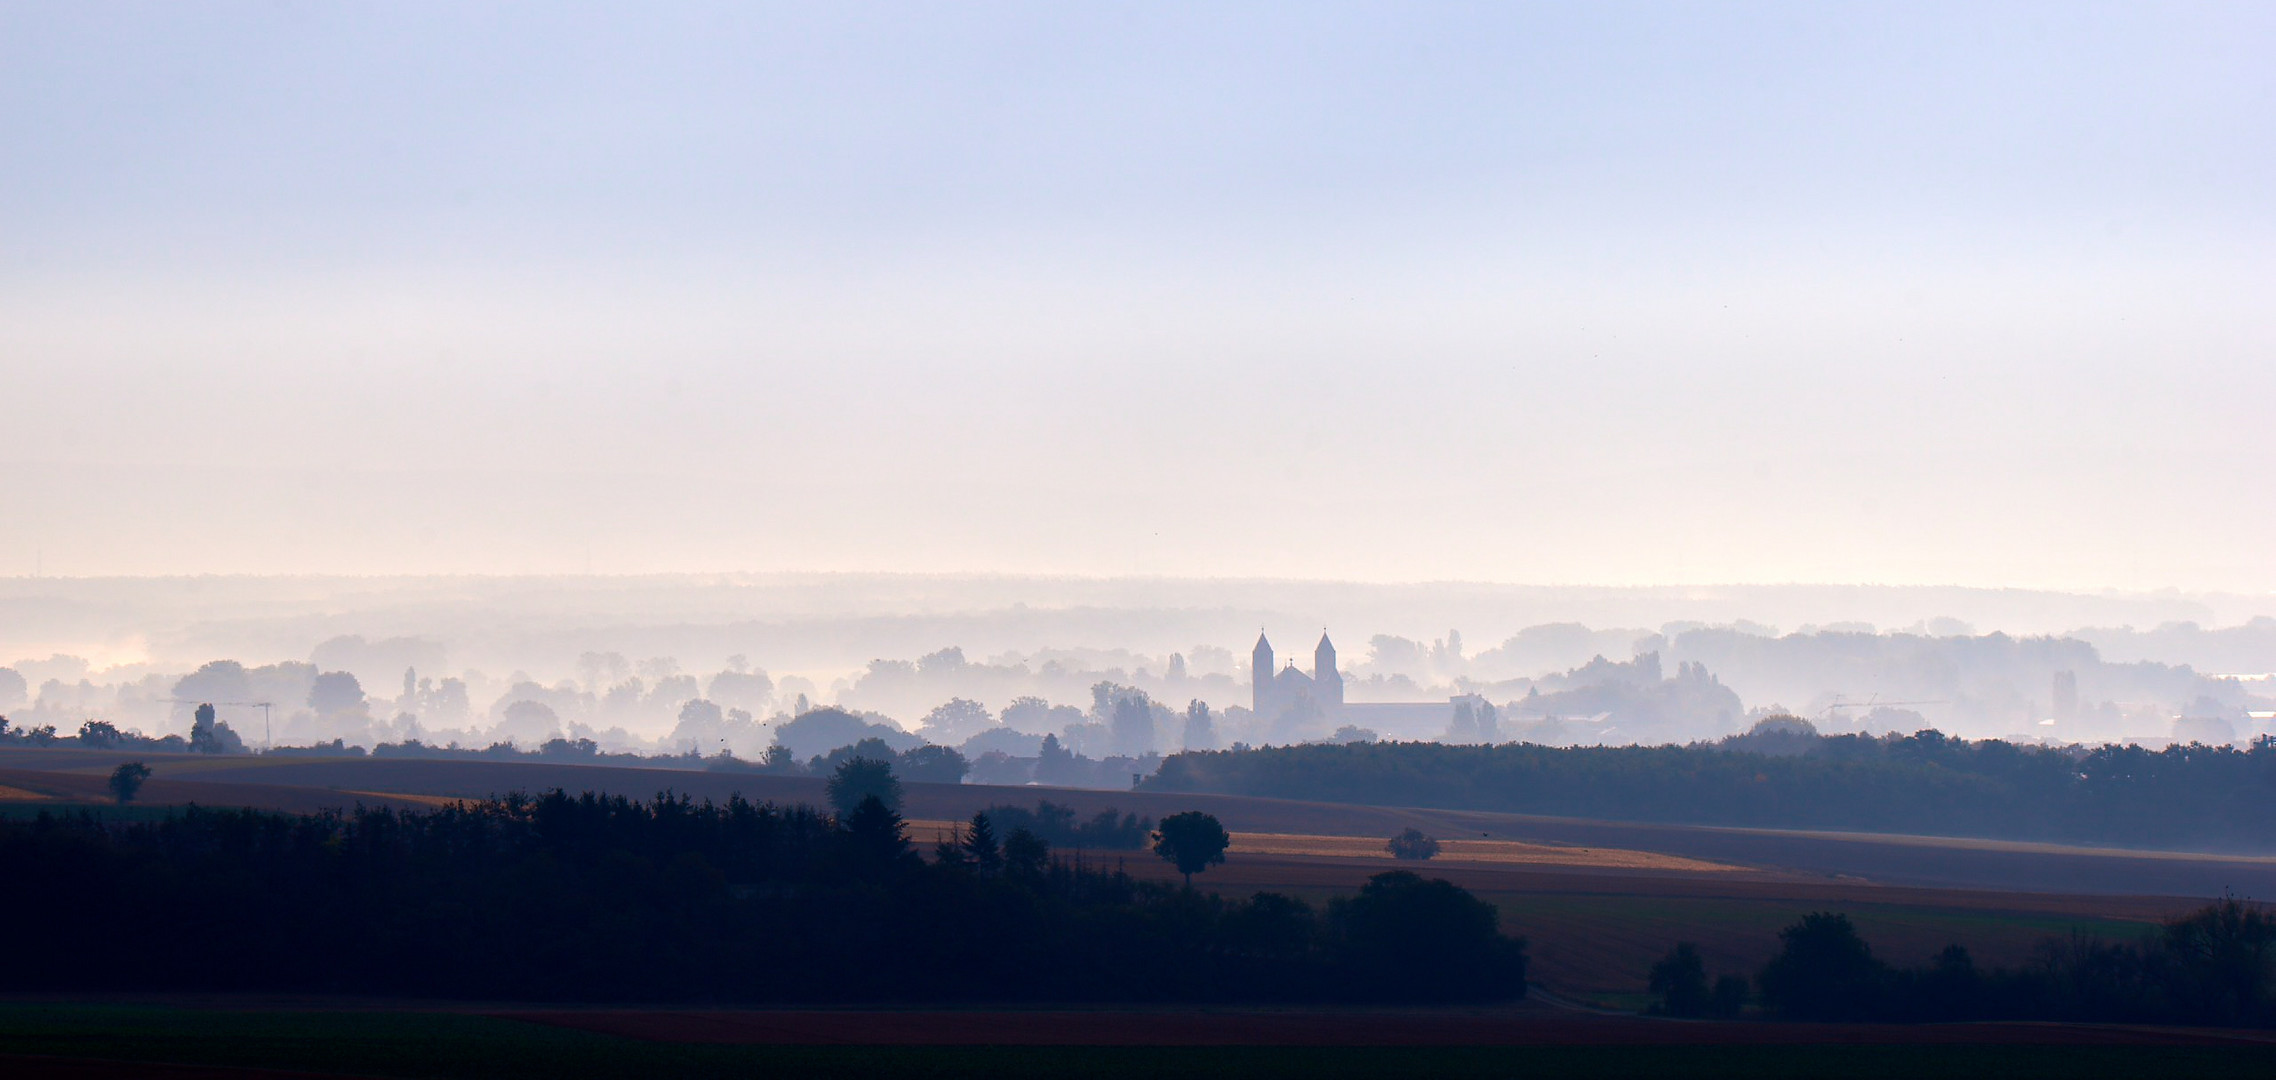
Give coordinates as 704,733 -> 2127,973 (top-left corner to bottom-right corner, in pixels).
1252,633 -> 1275,716
1314,632 -> 1344,709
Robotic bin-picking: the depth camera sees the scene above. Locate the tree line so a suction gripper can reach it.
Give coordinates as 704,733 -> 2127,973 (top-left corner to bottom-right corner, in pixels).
1,705 -> 244,754
1653,901 -> 2276,1027
0,790 -> 1525,1005
1144,731 -> 2276,850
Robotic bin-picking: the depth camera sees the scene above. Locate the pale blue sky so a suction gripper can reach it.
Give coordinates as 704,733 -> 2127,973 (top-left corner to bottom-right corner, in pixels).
2,3 -> 2270,589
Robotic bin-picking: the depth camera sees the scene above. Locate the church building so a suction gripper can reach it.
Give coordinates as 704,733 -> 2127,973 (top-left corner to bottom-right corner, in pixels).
1250,629 -> 1473,740
1251,631 -> 1344,721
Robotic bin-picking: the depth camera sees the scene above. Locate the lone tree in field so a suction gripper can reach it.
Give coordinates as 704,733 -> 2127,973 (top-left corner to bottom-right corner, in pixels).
1387,827 -> 1441,861
825,756 -> 902,818
108,761 -> 152,804
1152,810 -> 1230,888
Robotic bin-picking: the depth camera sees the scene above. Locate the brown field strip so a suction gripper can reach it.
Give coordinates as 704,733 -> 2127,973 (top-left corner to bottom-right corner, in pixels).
0,768 -> 109,802
0,767 -> 443,815
905,822 -> 1733,873
1228,832 -> 1739,873
339,790 -> 471,809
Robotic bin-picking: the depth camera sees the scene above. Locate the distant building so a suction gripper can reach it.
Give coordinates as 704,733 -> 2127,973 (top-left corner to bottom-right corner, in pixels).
1251,631 -> 1459,740
1251,632 -> 1344,720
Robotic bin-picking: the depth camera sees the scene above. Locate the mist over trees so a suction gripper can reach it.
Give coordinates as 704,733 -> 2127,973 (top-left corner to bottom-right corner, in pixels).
6,602 -> 2272,799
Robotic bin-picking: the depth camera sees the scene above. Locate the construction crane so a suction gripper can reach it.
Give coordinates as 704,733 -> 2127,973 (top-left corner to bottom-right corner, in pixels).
163,699 -> 275,751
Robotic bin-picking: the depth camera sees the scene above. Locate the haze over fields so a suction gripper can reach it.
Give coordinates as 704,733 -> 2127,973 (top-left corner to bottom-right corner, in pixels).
3,574 -> 2271,758
14,10 -> 2276,1061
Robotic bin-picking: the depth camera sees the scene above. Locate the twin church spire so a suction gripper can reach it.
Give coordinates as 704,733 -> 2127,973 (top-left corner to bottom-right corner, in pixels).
1251,630 -> 1343,719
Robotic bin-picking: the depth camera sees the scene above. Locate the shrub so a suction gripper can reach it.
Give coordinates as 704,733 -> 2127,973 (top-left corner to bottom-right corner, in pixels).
1386,828 -> 1440,861
107,762 -> 152,804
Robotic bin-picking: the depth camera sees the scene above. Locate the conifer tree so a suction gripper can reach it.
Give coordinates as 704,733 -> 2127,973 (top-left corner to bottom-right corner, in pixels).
962,811 -> 1002,873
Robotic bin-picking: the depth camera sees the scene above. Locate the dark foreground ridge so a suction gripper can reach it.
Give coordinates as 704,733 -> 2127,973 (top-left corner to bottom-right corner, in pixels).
1,1002 -> 2274,1080
0,793 -> 1524,1004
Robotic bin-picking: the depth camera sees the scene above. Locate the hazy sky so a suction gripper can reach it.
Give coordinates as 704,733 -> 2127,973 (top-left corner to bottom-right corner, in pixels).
3,3 -> 2270,590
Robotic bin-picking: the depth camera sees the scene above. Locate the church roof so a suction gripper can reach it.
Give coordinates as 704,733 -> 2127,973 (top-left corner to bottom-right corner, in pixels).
1274,665 -> 1314,686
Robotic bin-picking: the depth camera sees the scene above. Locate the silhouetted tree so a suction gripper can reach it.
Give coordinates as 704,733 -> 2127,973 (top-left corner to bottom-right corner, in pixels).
899,744 -> 969,785
2158,896 -> 2276,1025
1002,827 -> 1050,878
1758,912 -> 1891,1020
1221,892 -> 1315,959
107,762 -> 151,804
812,736 -> 902,775
1649,942 -> 1712,1017
1386,828 -> 1440,861
538,737 -> 599,759
825,757 -> 902,817
842,794 -> 912,865
933,825 -> 971,869
1330,870 -> 1528,1001
961,812 -> 1002,873
1034,732 -> 1079,786
78,720 -> 126,749
1909,944 -> 1983,1021
1110,692 -> 1156,757
1183,699 -> 1216,752
774,708 -> 913,761
1709,974 -> 1749,1018
1153,811 -> 1230,887
919,697 -> 994,744
188,703 -> 244,754
979,801 -> 1152,850
307,671 -> 366,714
